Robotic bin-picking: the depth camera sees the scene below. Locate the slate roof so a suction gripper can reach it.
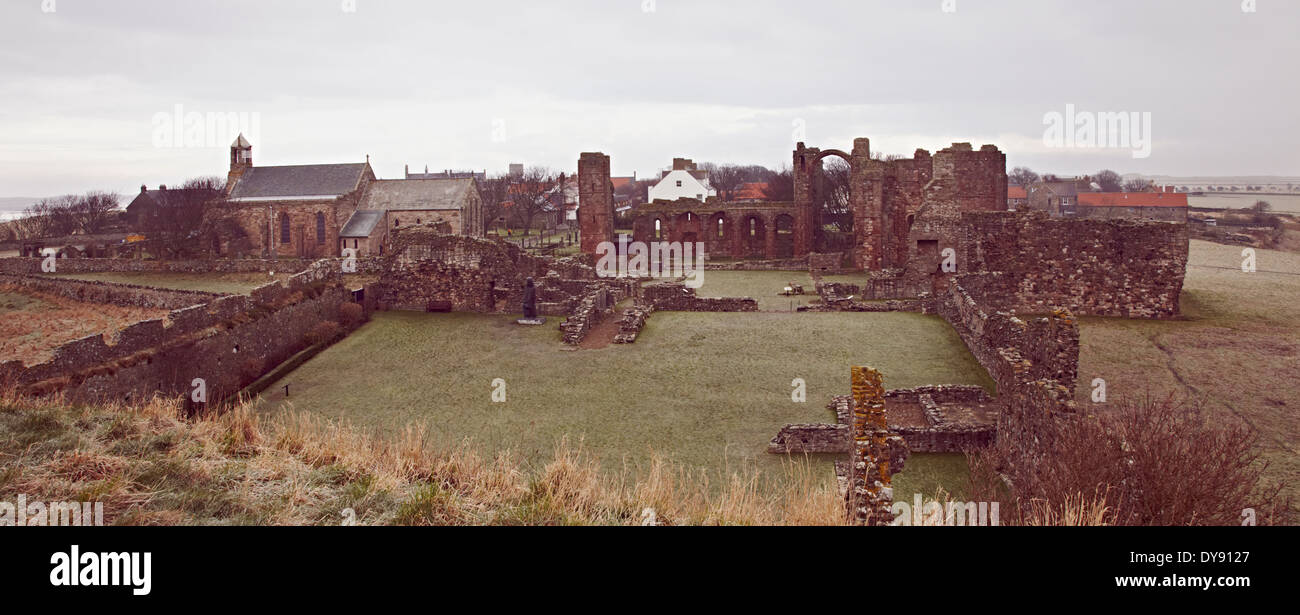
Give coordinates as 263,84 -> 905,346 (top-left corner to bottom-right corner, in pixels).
227,163 -> 369,201
339,210 -> 384,238
360,178 -> 475,211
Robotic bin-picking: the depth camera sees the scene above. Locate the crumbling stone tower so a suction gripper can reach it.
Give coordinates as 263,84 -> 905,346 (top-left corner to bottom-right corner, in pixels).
578,152 -> 615,255
849,365 -> 905,526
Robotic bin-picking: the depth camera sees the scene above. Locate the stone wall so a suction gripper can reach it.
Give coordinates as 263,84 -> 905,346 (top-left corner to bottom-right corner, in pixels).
3,262 -> 354,404
0,273 -> 223,309
642,283 -> 758,312
376,232 -> 554,313
613,305 -> 652,344
935,275 -> 1080,396
0,256 -> 384,276
559,282 -> 637,345
960,210 -> 1189,318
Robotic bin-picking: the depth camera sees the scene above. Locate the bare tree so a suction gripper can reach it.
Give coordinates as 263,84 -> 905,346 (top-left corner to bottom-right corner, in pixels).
1123,178 -> 1152,192
477,176 -> 512,234
820,159 -> 852,233
705,164 -> 746,202
143,176 -> 224,258
761,166 -> 795,201
1009,166 -> 1041,188
509,166 -> 561,236
69,191 -> 120,234
1094,170 -> 1123,192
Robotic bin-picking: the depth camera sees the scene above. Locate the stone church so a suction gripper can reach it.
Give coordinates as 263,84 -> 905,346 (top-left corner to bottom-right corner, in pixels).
216,135 -> 483,258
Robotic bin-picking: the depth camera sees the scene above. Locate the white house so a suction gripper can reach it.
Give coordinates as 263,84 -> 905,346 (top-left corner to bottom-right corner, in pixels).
648,158 -> 715,202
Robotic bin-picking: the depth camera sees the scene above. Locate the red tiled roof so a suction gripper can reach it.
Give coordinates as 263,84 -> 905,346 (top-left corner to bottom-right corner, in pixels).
611,176 -> 635,191
733,182 -> 769,200
1077,192 -> 1188,208
1007,186 -> 1027,199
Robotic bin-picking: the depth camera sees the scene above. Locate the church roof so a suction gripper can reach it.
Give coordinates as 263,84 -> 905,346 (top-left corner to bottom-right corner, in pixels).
228,163 -> 370,201
339,209 -> 384,238
360,178 -> 476,211
231,133 -> 251,148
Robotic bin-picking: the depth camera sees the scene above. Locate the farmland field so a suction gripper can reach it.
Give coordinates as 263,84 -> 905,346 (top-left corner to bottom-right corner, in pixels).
1077,240 -> 1300,515
0,286 -> 170,366
254,308 -> 993,496
1190,193 -> 1300,214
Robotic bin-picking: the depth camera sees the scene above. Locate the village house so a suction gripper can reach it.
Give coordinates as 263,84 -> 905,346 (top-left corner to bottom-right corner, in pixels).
1075,188 -> 1188,222
1007,185 -> 1028,210
647,158 -> 715,202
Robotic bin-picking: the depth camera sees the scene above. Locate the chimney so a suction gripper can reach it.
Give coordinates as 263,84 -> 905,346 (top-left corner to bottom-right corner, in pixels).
140,185 -> 147,193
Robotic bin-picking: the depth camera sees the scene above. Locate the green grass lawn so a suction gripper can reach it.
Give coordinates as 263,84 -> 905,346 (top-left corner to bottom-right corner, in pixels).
45,271 -> 293,295
255,309 -> 992,492
1077,240 -> 1300,515
695,270 -> 819,311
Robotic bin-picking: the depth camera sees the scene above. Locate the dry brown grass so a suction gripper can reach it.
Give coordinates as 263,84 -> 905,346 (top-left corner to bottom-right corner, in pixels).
0,285 -> 170,366
0,391 -> 849,526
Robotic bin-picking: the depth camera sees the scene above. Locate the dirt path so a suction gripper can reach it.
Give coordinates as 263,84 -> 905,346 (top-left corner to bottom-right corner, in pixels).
578,313 -> 622,349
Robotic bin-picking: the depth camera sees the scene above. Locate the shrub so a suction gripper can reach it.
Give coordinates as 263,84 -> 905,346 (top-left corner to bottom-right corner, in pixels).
969,394 -> 1290,526
304,321 -> 343,347
338,302 -> 365,327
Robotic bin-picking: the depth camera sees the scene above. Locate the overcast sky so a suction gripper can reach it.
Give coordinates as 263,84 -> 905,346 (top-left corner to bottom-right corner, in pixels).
1,0 -> 1297,199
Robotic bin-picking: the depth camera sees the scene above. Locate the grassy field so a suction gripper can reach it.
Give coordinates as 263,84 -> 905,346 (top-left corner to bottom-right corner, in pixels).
0,286 -> 170,366
254,309 -> 992,494
1077,240 -> 1300,514
45,271 -> 293,295
695,270 -> 820,311
1190,194 -> 1300,214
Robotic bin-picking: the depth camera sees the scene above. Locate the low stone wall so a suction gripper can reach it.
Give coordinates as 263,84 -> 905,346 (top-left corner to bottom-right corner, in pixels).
559,282 -> 635,345
808,252 -> 847,273
0,273 -> 224,309
642,283 -> 758,312
2,259 -> 353,404
613,305 -> 653,344
703,257 -> 808,271
0,256 -> 384,276
936,276 -> 1080,396
769,388 -> 997,455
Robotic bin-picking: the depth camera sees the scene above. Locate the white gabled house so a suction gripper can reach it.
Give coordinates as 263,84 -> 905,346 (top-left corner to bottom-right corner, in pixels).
648,158 -> 715,202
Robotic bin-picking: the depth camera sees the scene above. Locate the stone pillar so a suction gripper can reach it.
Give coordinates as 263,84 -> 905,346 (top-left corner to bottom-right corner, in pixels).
578,152 -> 614,255
850,365 -> 895,526
793,143 -> 820,257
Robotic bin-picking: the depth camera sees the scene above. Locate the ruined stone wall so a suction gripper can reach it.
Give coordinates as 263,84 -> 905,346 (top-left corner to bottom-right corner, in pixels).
3,263 -> 353,404
0,273 -> 223,309
935,275 -> 1080,396
960,210 -> 1189,318
0,257 -> 384,275
377,233 -> 553,312
642,283 -> 758,312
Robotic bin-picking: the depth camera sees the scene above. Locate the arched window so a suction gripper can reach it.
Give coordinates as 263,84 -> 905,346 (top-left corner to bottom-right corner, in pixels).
395,218 -> 400,227
315,212 -> 326,244
749,218 -> 757,237
716,218 -> 724,238
654,219 -> 661,239
280,212 -> 290,244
